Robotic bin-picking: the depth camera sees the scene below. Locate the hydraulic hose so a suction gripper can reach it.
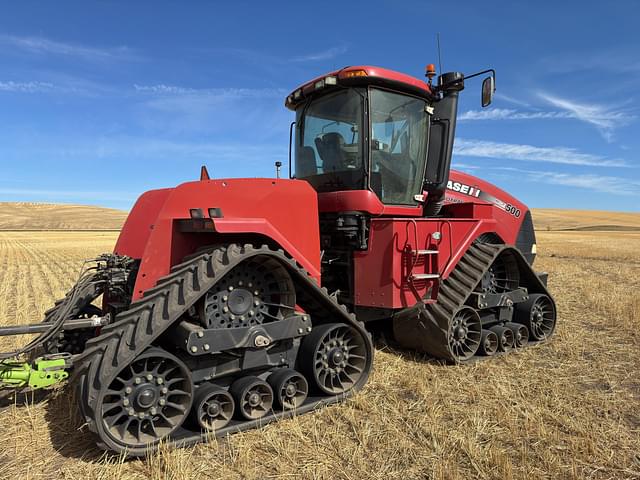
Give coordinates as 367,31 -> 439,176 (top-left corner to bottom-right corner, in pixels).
0,260 -> 101,360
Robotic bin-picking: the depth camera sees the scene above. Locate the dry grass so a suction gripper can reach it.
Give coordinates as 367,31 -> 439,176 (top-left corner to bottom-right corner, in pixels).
0,203 -> 126,231
0,225 -> 639,478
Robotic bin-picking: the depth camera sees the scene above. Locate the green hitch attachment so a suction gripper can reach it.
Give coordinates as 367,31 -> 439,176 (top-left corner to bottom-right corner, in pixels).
0,354 -> 71,390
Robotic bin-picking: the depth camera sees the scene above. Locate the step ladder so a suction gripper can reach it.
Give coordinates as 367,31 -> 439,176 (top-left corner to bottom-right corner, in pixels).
406,247 -> 440,303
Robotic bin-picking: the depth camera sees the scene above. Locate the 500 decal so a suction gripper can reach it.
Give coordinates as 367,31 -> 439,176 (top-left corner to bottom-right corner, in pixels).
505,204 -> 521,218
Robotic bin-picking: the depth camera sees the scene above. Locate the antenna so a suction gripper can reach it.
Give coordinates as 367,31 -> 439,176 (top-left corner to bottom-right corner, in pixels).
436,33 -> 443,74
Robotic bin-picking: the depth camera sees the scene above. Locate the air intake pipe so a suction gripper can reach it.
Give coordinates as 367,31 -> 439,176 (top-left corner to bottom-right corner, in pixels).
423,72 -> 464,216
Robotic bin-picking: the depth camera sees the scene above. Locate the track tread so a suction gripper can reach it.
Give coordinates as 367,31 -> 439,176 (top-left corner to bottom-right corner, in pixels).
72,244 -> 373,455
393,243 -> 552,362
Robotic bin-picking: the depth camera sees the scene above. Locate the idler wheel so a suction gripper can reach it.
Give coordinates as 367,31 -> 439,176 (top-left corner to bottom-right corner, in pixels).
447,307 -> 482,361
97,347 -> 193,450
515,294 -> 556,341
300,323 -> 369,395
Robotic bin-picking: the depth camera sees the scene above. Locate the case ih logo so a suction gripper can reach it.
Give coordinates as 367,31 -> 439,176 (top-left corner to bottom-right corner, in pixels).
447,180 -> 481,197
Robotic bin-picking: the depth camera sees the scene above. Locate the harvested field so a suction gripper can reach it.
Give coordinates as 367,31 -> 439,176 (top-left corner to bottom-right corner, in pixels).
0,226 -> 638,479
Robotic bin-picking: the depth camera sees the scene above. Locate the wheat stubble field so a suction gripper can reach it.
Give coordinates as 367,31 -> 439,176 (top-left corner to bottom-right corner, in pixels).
0,207 -> 638,479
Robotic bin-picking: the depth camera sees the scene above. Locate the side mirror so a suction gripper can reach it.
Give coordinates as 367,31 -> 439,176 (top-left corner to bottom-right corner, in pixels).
481,76 -> 495,107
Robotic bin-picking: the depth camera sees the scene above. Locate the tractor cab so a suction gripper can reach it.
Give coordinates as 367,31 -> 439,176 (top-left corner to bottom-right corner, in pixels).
286,65 -> 494,216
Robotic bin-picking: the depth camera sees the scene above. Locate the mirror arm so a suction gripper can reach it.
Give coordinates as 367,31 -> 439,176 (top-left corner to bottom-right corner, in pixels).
434,68 -> 496,92
463,68 -> 496,82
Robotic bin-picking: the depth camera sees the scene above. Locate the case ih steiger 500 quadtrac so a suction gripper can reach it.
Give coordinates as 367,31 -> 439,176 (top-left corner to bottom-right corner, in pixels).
0,64 -> 556,455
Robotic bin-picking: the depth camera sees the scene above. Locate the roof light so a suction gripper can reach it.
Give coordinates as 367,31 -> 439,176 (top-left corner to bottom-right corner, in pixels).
425,64 -> 437,79
343,70 -> 367,78
286,95 -> 293,104
324,75 -> 337,85
314,79 -> 325,90
293,89 -> 302,99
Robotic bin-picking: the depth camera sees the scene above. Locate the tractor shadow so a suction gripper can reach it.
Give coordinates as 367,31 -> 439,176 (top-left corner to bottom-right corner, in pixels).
43,386 -> 106,461
369,323 -> 448,367
0,385 -> 106,461
0,388 -> 50,410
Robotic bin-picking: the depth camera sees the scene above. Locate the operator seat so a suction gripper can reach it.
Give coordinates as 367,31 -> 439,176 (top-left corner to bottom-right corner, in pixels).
297,146 -> 318,177
315,132 -> 346,172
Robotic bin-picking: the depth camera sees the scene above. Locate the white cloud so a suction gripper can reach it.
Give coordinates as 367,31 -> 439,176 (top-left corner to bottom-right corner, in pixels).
0,81 -> 56,93
134,84 -> 196,95
291,46 -> 348,62
134,84 -> 285,99
454,138 -> 627,167
494,93 -> 531,108
533,172 -> 640,196
459,108 -> 572,121
540,50 -> 640,75
0,34 -> 138,62
538,93 -> 635,141
450,162 -> 480,170
2,137 -> 287,166
493,167 -> 640,196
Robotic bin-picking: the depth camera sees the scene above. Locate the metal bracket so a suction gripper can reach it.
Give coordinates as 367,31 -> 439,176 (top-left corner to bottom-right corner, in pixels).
472,287 -> 529,309
173,314 -> 313,356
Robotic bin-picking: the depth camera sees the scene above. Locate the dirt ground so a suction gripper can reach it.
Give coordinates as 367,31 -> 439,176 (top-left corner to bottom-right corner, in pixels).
0,229 -> 638,480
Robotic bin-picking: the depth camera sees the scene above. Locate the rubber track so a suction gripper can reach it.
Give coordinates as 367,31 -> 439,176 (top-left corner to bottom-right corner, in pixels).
72,244 -> 373,453
393,243 -> 552,362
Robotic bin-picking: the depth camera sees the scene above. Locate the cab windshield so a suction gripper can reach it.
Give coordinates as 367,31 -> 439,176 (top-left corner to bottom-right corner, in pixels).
294,87 -> 429,205
295,88 -> 365,192
370,89 -> 429,205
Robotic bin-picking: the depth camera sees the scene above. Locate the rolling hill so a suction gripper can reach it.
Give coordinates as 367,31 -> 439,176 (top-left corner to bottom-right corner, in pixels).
0,202 -> 127,230
0,202 -> 637,232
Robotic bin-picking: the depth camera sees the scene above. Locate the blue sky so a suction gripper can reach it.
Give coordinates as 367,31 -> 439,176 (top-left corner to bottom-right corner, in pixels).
0,1 -> 638,212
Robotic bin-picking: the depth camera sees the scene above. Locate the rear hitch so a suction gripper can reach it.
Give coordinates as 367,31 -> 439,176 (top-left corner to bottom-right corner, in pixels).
0,354 -> 72,390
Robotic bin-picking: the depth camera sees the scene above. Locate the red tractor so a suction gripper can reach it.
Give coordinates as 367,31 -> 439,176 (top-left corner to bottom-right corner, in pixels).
0,64 -> 556,455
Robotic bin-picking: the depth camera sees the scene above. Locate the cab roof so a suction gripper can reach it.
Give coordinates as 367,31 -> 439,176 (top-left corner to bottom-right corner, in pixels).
285,65 -> 433,110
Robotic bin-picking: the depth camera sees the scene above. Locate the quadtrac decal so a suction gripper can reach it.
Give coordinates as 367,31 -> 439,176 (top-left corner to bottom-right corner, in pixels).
446,180 -> 521,218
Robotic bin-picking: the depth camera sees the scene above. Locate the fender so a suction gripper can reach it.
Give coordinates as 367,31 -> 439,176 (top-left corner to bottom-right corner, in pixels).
114,178 -> 321,301
445,169 -> 531,247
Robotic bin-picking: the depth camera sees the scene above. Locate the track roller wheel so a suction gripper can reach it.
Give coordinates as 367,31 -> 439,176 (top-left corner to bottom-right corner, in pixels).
515,293 -> 556,341
448,307 -> 482,361
230,376 -> 273,420
193,384 -> 235,431
96,348 -> 193,451
505,322 -> 529,348
479,329 -> 498,356
300,323 -> 369,395
268,369 -> 308,410
490,325 -> 514,352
